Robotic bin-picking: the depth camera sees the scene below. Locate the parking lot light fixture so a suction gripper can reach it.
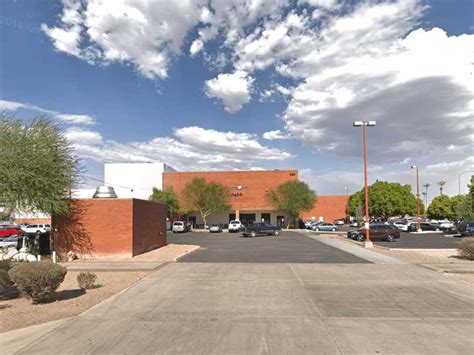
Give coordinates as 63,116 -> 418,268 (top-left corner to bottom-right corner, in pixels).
411,165 -> 421,232
353,120 -> 376,248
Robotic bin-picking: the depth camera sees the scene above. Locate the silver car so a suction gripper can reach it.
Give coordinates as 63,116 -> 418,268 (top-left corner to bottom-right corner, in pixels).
209,224 -> 222,233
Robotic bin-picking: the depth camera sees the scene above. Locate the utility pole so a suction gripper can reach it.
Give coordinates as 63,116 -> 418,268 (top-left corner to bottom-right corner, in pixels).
353,120 -> 376,248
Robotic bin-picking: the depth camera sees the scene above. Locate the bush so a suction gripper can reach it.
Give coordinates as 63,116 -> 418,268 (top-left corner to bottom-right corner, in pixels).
9,262 -> 67,303
458,238 -> 474,260
77,272 -> 97,290
0,260 -> 11,272
0,270 -> 19,300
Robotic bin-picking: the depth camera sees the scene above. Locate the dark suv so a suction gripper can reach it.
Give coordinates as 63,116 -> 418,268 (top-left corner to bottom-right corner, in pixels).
347,224 -> 400,242
457,222 -> 474,237
407,222 -> 439,232
242,222 -> 281,237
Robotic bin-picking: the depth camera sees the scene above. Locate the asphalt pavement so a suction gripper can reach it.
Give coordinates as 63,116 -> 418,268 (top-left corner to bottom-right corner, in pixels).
169,230 -> 369,263
373,231 -> 462,249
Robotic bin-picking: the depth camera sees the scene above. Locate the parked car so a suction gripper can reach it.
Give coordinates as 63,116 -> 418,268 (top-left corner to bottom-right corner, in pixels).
0,225 -> 23,238
21,224 -> 51,235
309,221 -> 322,230
439,220 -> 454,230
407,222 -> 439,232
350,221 -> 359,227
228,220 -> 243,233
313,223 -> 339,232
347,224 -> 400,242
0,235 -> 19,250
242,222 -> 281,237
392,221 -> 408,231
209,224 -> 222,233
172,221 -> 189,233
457,222 -> 474,237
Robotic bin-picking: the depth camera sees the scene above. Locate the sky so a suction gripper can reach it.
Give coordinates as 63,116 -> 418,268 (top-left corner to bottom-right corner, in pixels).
0,0 -> 473,201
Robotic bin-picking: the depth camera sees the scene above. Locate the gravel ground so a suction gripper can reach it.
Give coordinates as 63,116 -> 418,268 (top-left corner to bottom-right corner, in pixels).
0,270 -> 151,333
372,247 -> 473,264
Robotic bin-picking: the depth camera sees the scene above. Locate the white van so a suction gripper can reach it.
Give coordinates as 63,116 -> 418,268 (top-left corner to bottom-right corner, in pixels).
228,220 -> 242,233
172,221 -> 188,233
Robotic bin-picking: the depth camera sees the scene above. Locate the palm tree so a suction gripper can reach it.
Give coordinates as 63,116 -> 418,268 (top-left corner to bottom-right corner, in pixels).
437,180 -> 446,196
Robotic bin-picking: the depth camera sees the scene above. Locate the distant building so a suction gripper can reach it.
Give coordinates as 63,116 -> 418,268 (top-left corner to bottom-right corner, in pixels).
163,170 -> 299,227
103,162 -> 176,200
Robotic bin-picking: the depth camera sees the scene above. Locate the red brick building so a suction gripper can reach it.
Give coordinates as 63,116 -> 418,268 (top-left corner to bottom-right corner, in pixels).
163,170 -> 298,226
301,195 -> 349,223
53,198 -> 167,258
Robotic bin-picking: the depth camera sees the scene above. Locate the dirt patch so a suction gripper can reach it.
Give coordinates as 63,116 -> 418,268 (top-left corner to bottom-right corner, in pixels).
372,247 -> 473,264
0,270 -> 150,333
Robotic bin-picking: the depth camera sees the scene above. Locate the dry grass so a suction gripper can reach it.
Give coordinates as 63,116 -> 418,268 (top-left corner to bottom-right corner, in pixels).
0,270 -> 150,333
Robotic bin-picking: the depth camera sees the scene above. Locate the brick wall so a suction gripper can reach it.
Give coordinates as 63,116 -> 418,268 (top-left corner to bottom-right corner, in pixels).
163,170 -> 298,211
132,199 -> 167,256
54,198 -> 167,258
300,195 -> 349,223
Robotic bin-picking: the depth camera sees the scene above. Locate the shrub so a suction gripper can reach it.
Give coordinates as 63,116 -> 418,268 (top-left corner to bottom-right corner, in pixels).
9,262 -> 67,303
77,272 -> 97,290
458,238 -> 474,260
0,260 -> 11,272
0,270 -> 19,300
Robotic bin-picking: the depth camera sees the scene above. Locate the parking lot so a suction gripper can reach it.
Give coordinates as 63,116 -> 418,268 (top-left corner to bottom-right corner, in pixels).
169,230 -> 369,263
371,231 -> 462,249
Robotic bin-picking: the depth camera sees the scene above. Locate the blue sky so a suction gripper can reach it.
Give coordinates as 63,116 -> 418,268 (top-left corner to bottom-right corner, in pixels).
1,0 -> 473,198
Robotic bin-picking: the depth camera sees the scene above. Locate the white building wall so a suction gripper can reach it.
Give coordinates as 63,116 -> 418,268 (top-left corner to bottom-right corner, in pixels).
104,163 -> 175,200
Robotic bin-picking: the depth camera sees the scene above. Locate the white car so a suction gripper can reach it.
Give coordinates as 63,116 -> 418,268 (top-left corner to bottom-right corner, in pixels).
439,220 -> 453,229
21,224 -> 51,235
172,221 -> 188,233
228,220 -> 242,233
393,221 -> 408,231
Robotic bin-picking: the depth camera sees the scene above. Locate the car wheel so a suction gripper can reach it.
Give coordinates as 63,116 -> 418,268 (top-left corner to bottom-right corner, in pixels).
435,228 -> 440,231
386,234 -> 395,242
36,230 -> 41,235
250,231 -> 256,238
332,228 -> 336,232
315,228 -> 320,232
357,234 -> 365,242
274,230 -> 280,236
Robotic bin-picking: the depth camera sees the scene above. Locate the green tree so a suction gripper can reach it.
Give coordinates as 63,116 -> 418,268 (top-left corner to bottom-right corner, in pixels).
347,181 -> 421,219
450,178 -> 474,221
427,195 -> 452,219
0,114 -> 80,217
182,177 -> 230,228
149,187 -> 186,216
267,181 -> 316,228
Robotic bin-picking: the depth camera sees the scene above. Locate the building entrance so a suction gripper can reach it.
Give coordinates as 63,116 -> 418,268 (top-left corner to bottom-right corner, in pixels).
240,213 -> 256,226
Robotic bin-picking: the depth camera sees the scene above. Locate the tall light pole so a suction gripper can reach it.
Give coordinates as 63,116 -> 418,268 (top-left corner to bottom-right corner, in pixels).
411,165 -> 421,232
459,170 -> 474,195
353,120 -> 376,248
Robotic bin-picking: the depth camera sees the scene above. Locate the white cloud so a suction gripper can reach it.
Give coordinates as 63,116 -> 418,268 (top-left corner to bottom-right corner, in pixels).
300,156 -> 474,200
68,126 -> 293,170
65,127 -> 103,145
190,40 -> 204,56
263,130 -> 290,140
42,0 -> 206,79
0,99 -> 95,125
204,70 -> 254,113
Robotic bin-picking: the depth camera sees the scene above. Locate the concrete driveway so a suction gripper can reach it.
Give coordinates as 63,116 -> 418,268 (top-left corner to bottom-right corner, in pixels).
169,231 -> 369,263
10,262 -> 474,354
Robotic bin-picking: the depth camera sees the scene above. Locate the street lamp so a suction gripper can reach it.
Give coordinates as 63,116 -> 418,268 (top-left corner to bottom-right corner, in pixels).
458,170 -> 474,195
353,120 -> 376,248
411,165 -> 421,232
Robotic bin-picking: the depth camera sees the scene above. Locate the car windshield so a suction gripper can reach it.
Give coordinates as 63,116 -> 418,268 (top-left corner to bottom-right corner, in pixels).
29,225 -> 38,228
